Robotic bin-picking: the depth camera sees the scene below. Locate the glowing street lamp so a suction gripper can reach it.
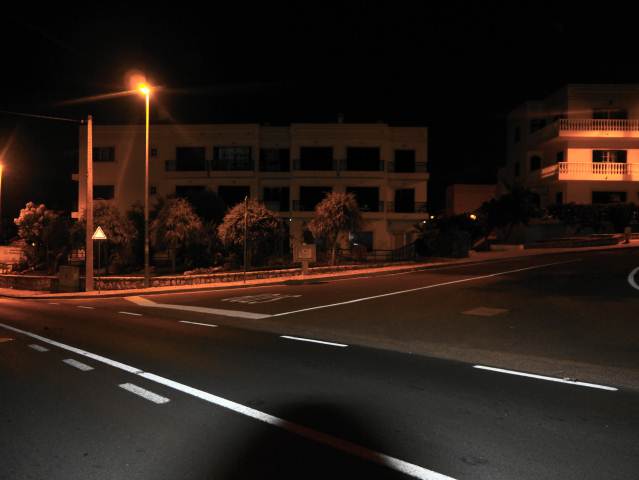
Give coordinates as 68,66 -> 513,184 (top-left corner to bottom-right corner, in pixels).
137,83 -> 152,288
0,163 -> 3,243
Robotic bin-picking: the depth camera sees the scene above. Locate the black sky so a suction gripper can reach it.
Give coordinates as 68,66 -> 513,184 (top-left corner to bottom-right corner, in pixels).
1,1 -> 638,221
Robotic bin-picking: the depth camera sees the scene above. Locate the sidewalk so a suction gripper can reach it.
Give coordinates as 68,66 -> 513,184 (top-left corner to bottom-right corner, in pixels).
1,240 -> 638,299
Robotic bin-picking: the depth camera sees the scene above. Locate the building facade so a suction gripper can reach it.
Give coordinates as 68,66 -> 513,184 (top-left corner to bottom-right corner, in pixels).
499,84 -> 639,207
73,123 -> 429,250
445,184 -> 496,216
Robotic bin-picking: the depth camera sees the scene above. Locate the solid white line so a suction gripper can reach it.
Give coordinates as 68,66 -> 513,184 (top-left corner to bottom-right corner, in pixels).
119,383 -> 170,404
77,306 -> 94,310
281,335 -> 348,348
179,320 -> 218,328
0,321 -> 455,480
62,358 -> 94,372
125,296 -> 271,319
118,311 -> 142,316
272,259 -> 581,317
28,344 -> 49,352
473,365 -> 618,391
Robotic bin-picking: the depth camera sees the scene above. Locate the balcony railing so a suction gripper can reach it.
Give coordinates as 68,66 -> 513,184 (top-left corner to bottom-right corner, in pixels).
388,162 -> 427,173
165,159 -> 207,172
548,162 -> 639,180
292,200 -> 316,211
339,160 -> 385,172
211,159 -> 254,171
559,118 -> 639,132
293,159 -> 337,171
358,201 -> 384,212
386,202 -> 428,213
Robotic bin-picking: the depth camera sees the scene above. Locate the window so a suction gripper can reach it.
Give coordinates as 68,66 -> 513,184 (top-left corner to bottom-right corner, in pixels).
514,162 -> 520,177
298,186 -> 332,211
514,126 -> 520,143
346,187 -> 380,212
529,118 -> 546,133
175,147 -> 206,171
218,186 -> 250,208
175,185 -> 205,198
592,191 -> 627,204
529,155 -> 542,171
214,146 -> 252,170
298,147 -> 334,170
263,187 -> 290,211
555,192 -> 563,205
350,231 -> 373,250
394,189 -> 415,213
393,149 -> 416,172
593,108 -> 628,119
556,151 -> 564,163
593,150 -> 627,163
260,148 -> 290,172
93,185 -> 114,200
345,147 -> 381,171
93,147 -> 115,162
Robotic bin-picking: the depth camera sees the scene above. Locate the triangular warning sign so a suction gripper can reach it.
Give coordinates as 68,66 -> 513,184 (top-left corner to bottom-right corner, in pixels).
92,226 -> 107,240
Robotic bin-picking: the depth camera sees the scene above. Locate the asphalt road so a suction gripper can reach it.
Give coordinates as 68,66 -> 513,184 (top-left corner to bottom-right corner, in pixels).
1,249 -> 638,479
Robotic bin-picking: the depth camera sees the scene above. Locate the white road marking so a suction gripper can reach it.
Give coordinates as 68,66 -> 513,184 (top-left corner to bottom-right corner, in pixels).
628,266 -> 639,291
221,293 -> 301,304
473,365 -> 618,391
179,320 -> 218,328
462,307 -> 508,317
118,311 -> 142,316
281,335 -> 348,348
48,302 -> 60,305
28,344 -> 49,352
0,337 -> 14,343
119,383 -> 170,404
0,321 -> 455,480
272,259 -> 581,317
77,306 -> 95,310
62,358 -> 94,371
125,296 -> 271,319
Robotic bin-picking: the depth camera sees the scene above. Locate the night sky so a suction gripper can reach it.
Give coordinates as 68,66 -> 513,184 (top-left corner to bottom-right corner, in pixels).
2,2 -> 638,224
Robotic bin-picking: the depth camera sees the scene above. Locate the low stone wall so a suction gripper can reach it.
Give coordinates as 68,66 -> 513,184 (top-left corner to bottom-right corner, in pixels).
0,274 -> 58,291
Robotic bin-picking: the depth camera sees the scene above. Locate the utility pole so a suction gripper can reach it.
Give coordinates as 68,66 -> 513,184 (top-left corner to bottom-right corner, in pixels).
85,115 -> 94,291
243,196 -> 248,283
143,92 -> 150,288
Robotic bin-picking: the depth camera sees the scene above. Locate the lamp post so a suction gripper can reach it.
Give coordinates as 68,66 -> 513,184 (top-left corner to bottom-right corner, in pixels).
138,84 -> 151,288
0,163 -> 3,244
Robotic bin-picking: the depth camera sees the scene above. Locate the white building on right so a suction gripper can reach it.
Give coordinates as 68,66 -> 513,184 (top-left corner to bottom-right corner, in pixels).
499,84 -> 639,207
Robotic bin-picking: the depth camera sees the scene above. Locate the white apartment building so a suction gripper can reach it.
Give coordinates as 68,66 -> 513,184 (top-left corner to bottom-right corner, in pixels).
499,84 -> 639,207
73,123 -> 429,251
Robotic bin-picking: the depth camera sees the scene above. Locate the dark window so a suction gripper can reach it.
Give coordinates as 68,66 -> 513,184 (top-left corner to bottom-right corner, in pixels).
263,187 -> 290,211
592,191 -> 627,204
514,126 -> 520,143
260,148 -> 290,172
299,186 -> 332,211
514,162 -> 520,177
556,151 -> 565,163
393,149 -> 416,172
176,147 -> 206,171
299,147 -> 334,170
394,189 -> 415,212
555,192 -> 563,205
93,185 -> 114,200
175,185 -> 205,198
93,147 -> 115,162
346,187 -> 380,212
345,147 -> 381,171
530,155 -> 542,171
593,108 -> 628,119
213,146 -> 252,170
218,186 -> 250,209
529,118 -> 546,133
351,231 -> 373,250
593,150 -> 627,163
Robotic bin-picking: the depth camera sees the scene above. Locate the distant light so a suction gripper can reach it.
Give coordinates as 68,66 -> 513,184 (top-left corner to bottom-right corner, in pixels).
429,215 -> 435,220
421,220 -> 427,224
288,218 -> 292,222
138,83 -> 151,96
469,213 -> 478,221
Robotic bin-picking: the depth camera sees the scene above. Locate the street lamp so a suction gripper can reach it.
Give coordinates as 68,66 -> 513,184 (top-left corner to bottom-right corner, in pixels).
0,163 -> 3,243
137,83 -> 151,287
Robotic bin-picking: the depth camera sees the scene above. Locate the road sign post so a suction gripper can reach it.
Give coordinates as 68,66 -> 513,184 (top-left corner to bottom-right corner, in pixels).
294,243 -> 316,276
92,226 -> 107,294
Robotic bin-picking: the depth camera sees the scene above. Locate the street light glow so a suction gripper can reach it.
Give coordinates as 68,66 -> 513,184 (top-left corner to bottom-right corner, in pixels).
138,83 -> 151,96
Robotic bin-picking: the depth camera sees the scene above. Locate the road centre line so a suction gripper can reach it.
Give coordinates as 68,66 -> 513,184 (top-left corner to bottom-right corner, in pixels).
281,335 -> 348,347
125,296 -> 270,320
179,320 -> 218,328
0,321 -> 456,480
473,365 -> 617,391
271,259 -> 581,318
28,344 -> 49,352
119,383 -> 170,404
118,311 -> 142,316
77,306 -> 95,310
62,358 -> 94,371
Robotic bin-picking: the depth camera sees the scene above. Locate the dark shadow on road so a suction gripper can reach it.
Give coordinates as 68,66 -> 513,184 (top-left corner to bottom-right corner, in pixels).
214,402 -> 413,479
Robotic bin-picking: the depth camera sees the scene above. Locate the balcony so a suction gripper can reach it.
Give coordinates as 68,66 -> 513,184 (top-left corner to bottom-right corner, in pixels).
211,159 -> 254,171
533,119 -> 639,142
541,162 -> 639,181
388,161 -> 427,173
386,202 -> 428,213
339,159 -> 385,172
293,159 -> 337,171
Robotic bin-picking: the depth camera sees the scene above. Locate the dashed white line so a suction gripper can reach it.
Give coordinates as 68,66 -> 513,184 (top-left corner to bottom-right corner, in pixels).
281,335 -> 348,348
48,302 -> 60,305
28,344 -> 49,352
0,321 -> 455,480
119,383 -> 170,404
179,320 -> 218,328
76,306 -> 95,310
118,311 -> 142,316
62,358 -> 94,371
473,365 -> 618,391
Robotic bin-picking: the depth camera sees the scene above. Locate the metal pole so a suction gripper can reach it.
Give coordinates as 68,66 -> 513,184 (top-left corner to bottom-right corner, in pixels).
85,116 -> 94,291
97,240 -> 101,294
144,93 -> 150,288
243,196 -> 248,283
0,165 -> 3,244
